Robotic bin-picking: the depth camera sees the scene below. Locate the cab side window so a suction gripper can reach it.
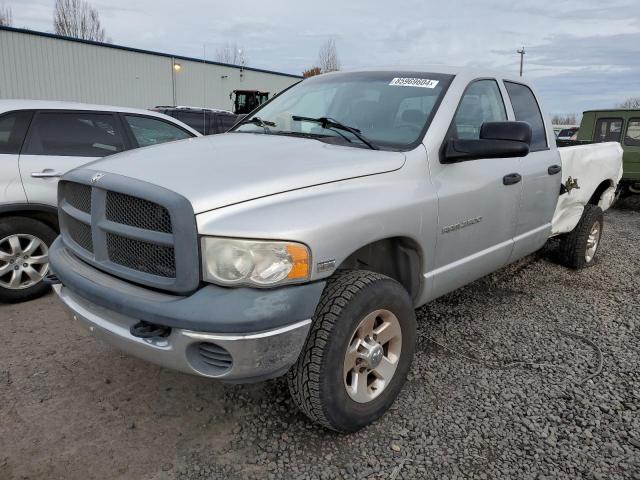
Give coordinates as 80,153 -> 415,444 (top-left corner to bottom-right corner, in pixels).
451,80 -> 506,140
504,81 -> 548,151
23,111 -> 125,156
124,115 -> 192,147
0,111 -> 33,154
625,119 -> 640,146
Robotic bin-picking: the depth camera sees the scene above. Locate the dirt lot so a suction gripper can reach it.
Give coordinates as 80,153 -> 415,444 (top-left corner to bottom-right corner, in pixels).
1,200 -> 639,480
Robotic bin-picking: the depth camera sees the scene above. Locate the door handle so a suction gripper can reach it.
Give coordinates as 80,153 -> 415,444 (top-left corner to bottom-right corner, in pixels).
31,170 -> 63,178
503,173 -> 522,186
548,165 -> 562,175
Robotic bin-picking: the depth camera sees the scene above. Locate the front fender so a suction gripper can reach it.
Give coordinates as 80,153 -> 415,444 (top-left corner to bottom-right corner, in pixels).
195,167 -> 437,284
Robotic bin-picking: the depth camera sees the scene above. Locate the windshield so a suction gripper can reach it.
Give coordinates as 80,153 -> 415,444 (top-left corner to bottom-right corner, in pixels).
232,71 -> 453,150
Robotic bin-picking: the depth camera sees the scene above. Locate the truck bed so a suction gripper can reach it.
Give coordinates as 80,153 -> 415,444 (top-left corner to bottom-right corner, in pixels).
551,142 -> 623,235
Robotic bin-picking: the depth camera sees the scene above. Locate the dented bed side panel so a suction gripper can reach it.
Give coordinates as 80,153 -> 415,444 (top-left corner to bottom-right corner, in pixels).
552,142 -> 623,235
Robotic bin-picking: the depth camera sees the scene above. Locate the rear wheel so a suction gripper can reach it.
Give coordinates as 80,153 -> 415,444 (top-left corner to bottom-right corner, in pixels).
0,217 -> 56,303
287,270 -> 416,432
557,204 -> 603,269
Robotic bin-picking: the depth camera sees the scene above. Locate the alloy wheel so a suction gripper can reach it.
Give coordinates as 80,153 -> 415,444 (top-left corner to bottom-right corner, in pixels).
343,309 -> 402,403
0,234 -> 49,289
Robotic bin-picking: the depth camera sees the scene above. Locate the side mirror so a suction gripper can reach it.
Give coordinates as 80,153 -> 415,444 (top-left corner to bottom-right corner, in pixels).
444,121 -> 532,163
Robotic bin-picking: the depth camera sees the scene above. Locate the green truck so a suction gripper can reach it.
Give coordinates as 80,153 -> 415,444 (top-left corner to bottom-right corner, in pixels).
564,110 -> 640,195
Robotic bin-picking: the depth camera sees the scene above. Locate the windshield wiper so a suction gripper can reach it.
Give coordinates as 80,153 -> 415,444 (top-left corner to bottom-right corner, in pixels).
236,116 -> 276,134
291,116 -> 379,150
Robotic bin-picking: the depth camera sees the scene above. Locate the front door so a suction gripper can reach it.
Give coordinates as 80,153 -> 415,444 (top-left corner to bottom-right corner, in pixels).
19,111 -> 126,205
429,79 -> 522,299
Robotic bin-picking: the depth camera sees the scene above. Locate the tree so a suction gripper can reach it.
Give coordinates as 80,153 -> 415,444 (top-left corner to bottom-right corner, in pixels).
0,3 -> 13,26
53,0 -> 110,43
317,39 -> 339,73
619,97 -> 640,109
302,66 -> 322,78
551,114 -> 578,125
215,42 -> 247,66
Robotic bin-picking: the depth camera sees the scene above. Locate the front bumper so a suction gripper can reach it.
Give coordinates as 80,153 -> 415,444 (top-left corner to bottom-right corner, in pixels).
54,284 -> 312,382
49,238 -> 325,382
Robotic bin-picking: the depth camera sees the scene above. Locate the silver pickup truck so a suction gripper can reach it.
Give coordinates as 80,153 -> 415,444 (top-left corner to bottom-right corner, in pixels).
49,67 -> 622,432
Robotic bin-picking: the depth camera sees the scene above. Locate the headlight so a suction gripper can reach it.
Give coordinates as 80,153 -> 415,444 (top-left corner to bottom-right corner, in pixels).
201,237 -> 311,287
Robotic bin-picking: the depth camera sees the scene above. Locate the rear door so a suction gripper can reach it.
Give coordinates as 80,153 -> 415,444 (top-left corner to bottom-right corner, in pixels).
0,110 -> 33,204
19,110 -> 126,205
503,81 -> 562,260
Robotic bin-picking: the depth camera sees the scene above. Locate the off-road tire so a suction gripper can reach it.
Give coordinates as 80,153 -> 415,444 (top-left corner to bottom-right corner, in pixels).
287,270 -> 416,432
557,204 -> 604,269
0,217 -> 56,303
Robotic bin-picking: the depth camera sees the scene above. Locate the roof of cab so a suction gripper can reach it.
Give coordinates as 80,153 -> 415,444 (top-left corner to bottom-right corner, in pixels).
320,65 -> 527,84
582,108 -> 640,113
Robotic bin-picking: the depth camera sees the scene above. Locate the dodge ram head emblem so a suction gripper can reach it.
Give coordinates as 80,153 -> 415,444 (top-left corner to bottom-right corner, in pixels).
91,172 -> 105,183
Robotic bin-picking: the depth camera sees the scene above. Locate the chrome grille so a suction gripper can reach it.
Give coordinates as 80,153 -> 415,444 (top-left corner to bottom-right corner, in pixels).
58,173 -> 199,294
106,191 -> 172,233
106,233 -> 175,278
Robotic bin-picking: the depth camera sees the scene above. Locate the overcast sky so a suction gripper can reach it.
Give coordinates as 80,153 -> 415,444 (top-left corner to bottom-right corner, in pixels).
8,0 -> 640,116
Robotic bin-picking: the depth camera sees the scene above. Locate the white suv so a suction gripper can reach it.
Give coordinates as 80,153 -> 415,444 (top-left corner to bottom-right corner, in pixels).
0,100 -> 200,302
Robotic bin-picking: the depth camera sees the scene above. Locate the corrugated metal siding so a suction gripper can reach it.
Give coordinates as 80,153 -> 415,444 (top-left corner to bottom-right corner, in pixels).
0,29 -> 299,110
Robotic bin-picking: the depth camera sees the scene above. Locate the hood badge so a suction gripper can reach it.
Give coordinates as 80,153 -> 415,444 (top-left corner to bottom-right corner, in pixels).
91,172 -> 105,183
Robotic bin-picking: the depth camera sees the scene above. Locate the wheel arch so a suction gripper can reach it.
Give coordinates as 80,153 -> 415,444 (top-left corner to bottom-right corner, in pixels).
336,236 -> 423,303
588,179 -> 614,206
0,204 -> 59,233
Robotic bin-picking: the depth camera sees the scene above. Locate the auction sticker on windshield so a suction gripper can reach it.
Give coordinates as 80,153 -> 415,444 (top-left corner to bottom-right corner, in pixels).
389,78 -> 439,88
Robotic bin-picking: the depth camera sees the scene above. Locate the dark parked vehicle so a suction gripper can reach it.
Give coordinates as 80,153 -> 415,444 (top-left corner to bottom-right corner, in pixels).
231,90 -> 270,114
556,127 -> 579,141
152,106 -> 239,135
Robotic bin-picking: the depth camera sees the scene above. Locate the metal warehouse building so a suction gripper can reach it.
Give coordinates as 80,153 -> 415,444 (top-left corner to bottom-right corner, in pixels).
0,26 -> 301,111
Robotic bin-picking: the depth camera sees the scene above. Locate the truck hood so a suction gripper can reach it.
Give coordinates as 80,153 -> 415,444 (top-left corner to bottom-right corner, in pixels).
87,133 -> 406,213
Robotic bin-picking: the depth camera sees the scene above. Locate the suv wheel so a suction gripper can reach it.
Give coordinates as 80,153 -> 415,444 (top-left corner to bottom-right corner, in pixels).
557,204 -> 604,269
288,270 -> 416,432
0,217 -> 56,303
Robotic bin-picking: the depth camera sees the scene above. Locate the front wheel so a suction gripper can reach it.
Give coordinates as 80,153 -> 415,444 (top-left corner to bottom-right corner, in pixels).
287,270 -> 416,432
0,217 -> 56,303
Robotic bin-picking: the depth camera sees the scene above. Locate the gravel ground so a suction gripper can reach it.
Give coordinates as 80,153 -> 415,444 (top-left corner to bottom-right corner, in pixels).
1,199 -> 639,480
